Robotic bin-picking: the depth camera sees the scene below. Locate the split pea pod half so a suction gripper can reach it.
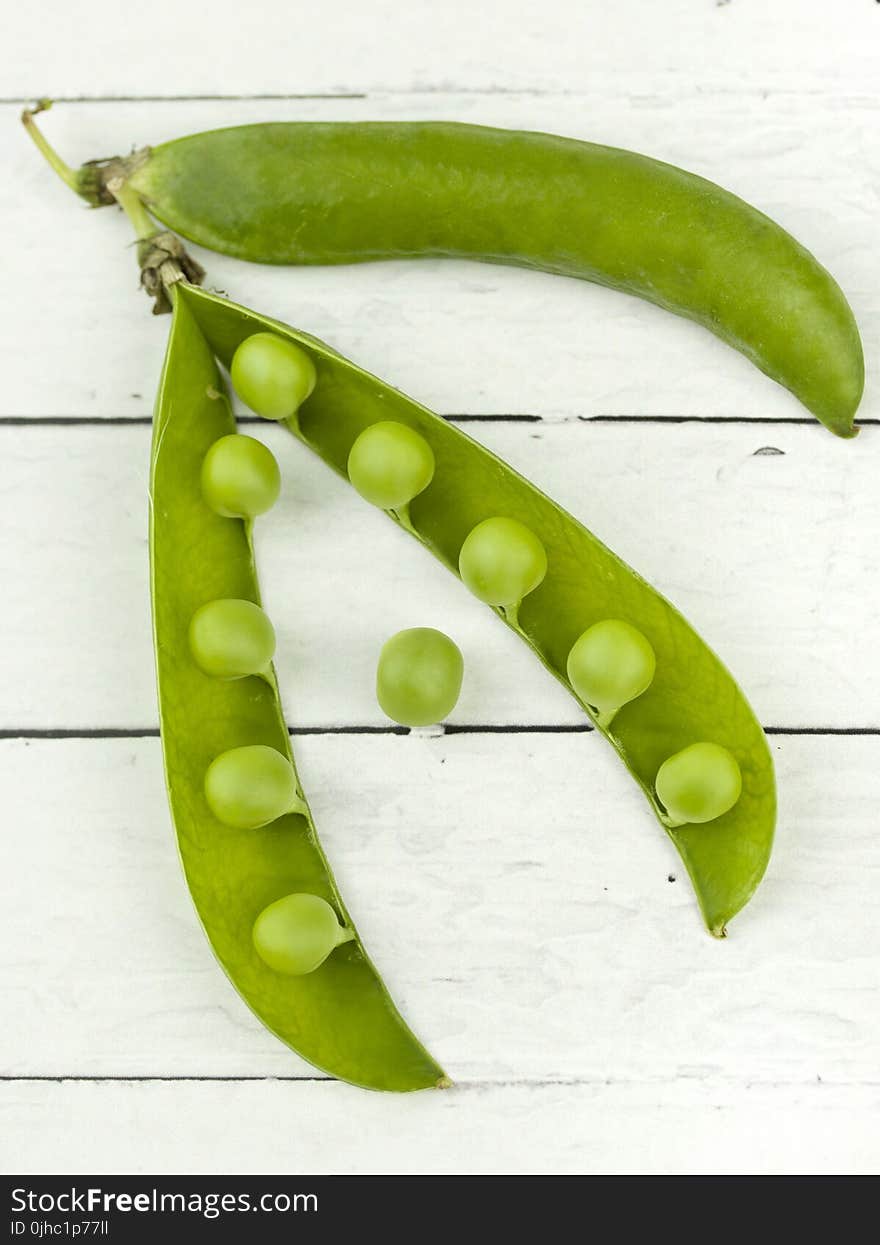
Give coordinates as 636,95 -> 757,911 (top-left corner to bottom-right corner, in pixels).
33,113 -> 864,436
181,284 -> 777,936
151,287 -> 445,1090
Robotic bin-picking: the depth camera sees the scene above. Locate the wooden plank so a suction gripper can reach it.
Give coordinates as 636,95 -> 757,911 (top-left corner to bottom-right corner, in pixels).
0,421 -> 875,729
5,0 -> 878,98
1,734 -> 878,1086
3,1079 -> 879,1175
5,89 -> 876,420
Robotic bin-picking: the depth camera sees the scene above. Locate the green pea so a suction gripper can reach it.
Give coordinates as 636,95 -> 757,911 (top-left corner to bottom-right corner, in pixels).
458,517 -> 547,620
230,332 -> 317,421
188,599 -> 275,680
253,892 -> 355,976
201,434 -> 281,518
204,744 -> 305,829
347,421 -> 435,514
376,628 -> 464,727
655,742 -> 742,826
566,619 -> 656,724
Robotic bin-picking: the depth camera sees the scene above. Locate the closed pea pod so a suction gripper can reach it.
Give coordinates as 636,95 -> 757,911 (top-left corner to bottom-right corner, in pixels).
179,284 -> 776,936
25,110 -> 863,437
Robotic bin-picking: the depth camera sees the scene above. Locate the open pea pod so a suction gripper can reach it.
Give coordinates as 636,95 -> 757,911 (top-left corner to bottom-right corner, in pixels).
181,283 -> 777,936
152,286 -> 445,1090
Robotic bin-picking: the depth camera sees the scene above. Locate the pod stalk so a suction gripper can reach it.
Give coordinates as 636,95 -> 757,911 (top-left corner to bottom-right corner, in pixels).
113,178 -> 206,313
112,179 -> 158,241
21,100 -> 80,196
21,99 -> 129,207
114,177 -> 206,313
22,101 -> 203,312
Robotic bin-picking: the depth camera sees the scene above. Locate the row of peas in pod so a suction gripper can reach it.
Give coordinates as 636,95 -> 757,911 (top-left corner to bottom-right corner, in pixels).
198,428 -> 354,976
195,332 -> 744,980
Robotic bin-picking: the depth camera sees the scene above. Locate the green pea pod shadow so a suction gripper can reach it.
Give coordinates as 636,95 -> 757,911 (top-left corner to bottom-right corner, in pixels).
152,287 -> 446,1091
181,283 -> 777,937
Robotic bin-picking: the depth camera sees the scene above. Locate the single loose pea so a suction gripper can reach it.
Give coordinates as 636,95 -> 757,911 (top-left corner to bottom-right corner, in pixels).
201,434 -> 281,518
188,599 -> 275,680
458,517 -> 547,612
655,742 -> 742,826
204,744 -> 304,829
347,421 -> 435,511
376,627 -> 464,727
230,332 -> 317,421
566,620 -> 656,718
253,892 -> 355,976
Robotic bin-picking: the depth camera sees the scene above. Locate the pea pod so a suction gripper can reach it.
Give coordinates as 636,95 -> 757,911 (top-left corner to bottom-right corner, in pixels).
181,282 -> 777,936
151,285 -> 445,1091
29,112 -> 864,437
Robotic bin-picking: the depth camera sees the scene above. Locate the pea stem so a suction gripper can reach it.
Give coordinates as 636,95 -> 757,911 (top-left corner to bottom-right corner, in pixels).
288,792 -> 309,818
656,806 -> 686,829
390,502 -> 416,535
500,601 -> 520,630
21,101 -> 81,196
243,516 -> 257,562
335,926 -> 357,947
595,707 -> 618,730
112,180 -> 159,241
257,666 -> 279,693
111,177 -> 205,311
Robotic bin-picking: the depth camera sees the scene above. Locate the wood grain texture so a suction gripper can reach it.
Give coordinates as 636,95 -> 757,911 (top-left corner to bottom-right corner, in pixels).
1,735 -> 878,1088
5,0 -> 878,98
3,1080 -> 879,1175
0,422 -> 875,729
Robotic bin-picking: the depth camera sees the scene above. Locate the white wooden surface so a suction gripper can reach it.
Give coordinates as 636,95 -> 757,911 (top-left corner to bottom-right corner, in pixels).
1,0 -> 879,1175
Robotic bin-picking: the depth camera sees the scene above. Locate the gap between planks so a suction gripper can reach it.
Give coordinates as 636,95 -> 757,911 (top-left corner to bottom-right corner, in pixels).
4,1074 -> 879,1088
1,725 -> 879,739
5,87 -> 880,104
1,415 -> 878,428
